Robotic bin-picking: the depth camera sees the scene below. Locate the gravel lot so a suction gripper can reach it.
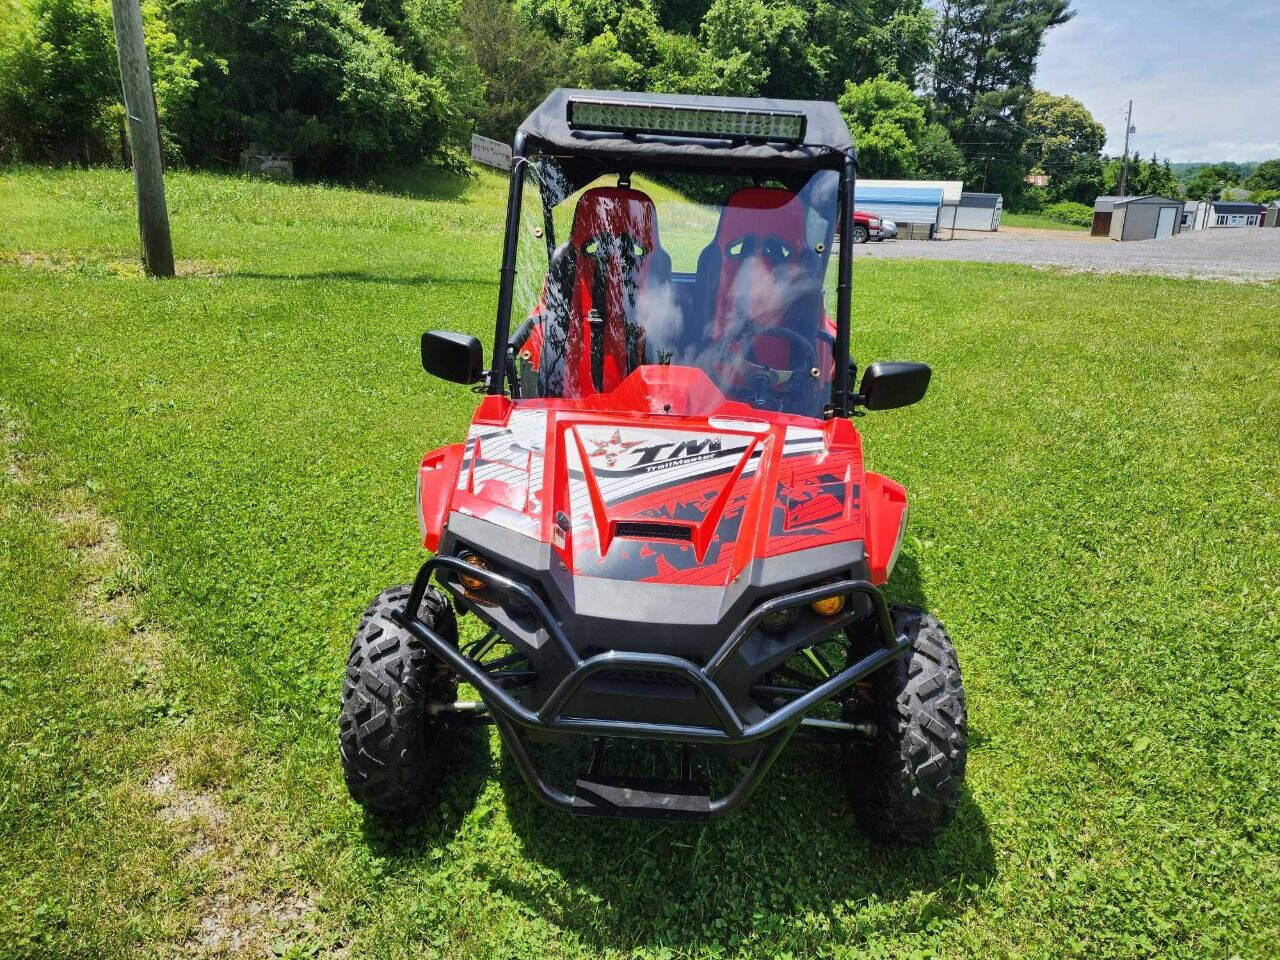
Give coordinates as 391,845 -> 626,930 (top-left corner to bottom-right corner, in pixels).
855,224 -> 1280,281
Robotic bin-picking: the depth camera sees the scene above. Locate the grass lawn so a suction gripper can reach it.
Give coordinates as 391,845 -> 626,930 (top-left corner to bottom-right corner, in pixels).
1000,212 -> 1089,231
1,165 -> 1278,959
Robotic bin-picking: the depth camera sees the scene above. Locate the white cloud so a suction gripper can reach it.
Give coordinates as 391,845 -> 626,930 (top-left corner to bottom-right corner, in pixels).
1034,0 -> 1280,162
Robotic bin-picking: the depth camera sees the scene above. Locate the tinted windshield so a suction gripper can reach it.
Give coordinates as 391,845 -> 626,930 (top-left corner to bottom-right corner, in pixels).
509,158 -> 840,418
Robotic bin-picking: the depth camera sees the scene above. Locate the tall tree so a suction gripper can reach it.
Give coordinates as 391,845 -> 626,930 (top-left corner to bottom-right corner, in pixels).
1183,164 -> 1234,201
1104,153 -> 1179,197
931,0 -> 1073,196
1023,90 -> 1104,202
514,0 -> 935,101
459,0 -> 566,142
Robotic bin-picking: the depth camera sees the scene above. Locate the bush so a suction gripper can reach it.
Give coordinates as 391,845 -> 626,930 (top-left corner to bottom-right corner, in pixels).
0,0 -> 118,164
1043,200 -> 1092,227
167,0 -> 482,177
1014,185 -> 1048,213
0,0 -> 200,165
0,0 -> 478,174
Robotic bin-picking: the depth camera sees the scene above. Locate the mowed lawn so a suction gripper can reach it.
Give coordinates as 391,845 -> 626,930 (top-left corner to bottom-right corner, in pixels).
998,212 -> 1088,231
1,166 -> 1278,960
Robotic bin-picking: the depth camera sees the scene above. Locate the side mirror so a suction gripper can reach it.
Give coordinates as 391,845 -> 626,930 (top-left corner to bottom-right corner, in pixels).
421,330 -> 484,384
858,362 -> 931,410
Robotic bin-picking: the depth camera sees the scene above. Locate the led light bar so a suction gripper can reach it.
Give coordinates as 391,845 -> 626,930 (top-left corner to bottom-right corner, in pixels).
567,98 -> 806,143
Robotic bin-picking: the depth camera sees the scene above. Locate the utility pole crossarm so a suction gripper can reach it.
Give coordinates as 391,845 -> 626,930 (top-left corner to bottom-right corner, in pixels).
110,0 -> 174,277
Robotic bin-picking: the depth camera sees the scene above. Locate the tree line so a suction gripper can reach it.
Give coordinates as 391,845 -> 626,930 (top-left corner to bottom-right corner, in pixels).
3,0 -> 1277,209
1178,161 -> 1280,204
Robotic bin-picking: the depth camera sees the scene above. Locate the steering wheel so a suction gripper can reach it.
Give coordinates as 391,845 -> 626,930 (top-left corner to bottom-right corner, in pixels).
730,326 -> 819,411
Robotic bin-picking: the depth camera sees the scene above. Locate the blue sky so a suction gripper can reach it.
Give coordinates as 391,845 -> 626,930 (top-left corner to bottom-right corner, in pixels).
1033,0 -> 1280,162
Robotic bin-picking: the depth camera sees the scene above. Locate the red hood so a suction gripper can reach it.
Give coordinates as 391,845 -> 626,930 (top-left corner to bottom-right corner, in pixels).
448,371 -> 866,587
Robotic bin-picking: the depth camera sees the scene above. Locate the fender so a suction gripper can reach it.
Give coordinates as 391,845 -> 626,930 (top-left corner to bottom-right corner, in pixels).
418,443 -> 465,551
862,471 -> 908,585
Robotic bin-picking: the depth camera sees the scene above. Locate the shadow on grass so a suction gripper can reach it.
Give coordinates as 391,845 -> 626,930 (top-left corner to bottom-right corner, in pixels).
483,547 -> 990,951
491,741 -> 993,953
324,165 -> 474,203
232,269 -> 489,288
882,550 -> 929,610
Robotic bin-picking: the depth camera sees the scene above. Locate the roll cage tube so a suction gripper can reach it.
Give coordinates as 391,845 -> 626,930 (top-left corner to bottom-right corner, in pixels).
834,155 -> 855,417
489,131 -> 528,395
488,134 -> 858,415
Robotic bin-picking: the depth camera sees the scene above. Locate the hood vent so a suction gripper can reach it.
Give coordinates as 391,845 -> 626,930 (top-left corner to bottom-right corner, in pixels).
614,521 -> 692,542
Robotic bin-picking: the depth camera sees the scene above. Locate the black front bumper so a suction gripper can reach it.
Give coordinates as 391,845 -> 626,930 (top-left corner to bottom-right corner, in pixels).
393,554 -> 907,819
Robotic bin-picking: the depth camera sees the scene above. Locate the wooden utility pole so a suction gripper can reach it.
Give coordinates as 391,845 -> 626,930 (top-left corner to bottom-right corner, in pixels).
1117,99 -> 1134,198
110,0 -> 174,277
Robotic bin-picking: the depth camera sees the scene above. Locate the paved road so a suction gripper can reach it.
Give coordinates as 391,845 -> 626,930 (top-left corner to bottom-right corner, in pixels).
853,225 -> 1280,281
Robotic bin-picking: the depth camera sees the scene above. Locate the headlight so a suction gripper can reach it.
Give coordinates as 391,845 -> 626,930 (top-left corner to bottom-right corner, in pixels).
761,607 -> 799,634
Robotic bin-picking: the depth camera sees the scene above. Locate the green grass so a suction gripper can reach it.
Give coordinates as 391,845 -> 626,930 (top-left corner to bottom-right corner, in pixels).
1000,212 -> 1090,231
2,164 -> 1279,959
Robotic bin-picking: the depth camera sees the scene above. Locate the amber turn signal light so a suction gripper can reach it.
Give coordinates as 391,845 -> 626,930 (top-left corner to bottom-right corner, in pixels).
458,552 -> 490,591
810,594 -> 846,617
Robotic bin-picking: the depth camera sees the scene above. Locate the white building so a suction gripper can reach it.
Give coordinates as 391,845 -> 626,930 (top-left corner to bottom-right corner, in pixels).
1205,201 -> 1264,228
856,178 -> 963,204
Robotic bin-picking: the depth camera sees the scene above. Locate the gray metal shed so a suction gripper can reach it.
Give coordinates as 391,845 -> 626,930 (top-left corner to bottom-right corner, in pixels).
953,192 -> 1003,231
1108,195 -> 1183,241
1265,201 -> 1280,228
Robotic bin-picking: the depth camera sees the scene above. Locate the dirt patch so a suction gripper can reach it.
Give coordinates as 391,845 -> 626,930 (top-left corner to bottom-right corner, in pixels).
147,770 -> 229,832
0,250 -> 79,271
146,767 -> 319,957
49,485 -> 151,636
0,410 -> 30,486
192,891 -> 316,957
0,249 -> 225,278
3,411 -> 320,957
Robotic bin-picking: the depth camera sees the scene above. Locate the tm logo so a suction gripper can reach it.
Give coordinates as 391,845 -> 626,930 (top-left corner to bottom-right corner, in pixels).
631,437 -> 723,468
583,432 -> 726,471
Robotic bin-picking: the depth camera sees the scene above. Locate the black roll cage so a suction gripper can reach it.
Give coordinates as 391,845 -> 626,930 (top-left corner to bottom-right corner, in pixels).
488,130 -> 858,416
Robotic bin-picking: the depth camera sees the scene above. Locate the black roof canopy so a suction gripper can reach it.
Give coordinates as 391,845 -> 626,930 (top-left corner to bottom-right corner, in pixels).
518,88 -> 855,174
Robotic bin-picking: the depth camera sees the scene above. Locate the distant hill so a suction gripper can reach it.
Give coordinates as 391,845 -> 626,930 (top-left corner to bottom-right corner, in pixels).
1171,161 -> 1260,184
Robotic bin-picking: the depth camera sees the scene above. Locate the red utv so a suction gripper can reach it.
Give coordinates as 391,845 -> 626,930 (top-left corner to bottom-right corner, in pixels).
339,89 -> 967,838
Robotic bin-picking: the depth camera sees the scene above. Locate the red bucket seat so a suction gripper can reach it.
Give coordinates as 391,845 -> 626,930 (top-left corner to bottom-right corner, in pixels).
695,186 -> 824,373
531,186 -> 672,398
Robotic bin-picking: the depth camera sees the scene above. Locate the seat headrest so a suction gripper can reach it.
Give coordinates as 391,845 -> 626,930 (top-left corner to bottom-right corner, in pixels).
714,186 -> 806,251
570,187 -> 661,253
